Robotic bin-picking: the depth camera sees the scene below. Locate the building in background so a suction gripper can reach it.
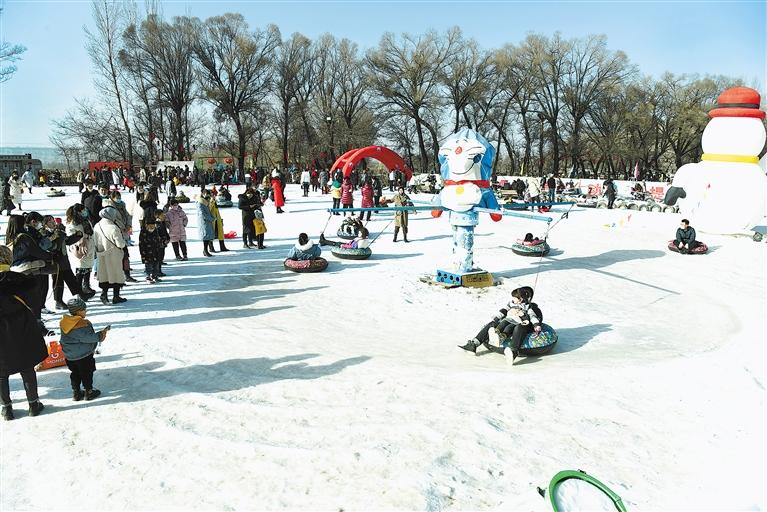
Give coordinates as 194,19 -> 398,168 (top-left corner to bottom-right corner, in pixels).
0,153 -> 42,177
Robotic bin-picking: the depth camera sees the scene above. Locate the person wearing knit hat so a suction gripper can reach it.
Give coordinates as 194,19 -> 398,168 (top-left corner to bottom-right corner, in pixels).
66,297 -> 87,315
0,244 -> 48,420
60,296 -> 110,401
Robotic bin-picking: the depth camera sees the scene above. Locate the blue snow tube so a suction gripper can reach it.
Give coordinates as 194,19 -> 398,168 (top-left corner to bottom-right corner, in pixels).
501,323 -> 558,356
330,246 -> 372,260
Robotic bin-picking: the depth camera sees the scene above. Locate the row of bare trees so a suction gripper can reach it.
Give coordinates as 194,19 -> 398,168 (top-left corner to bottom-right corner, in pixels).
50,1 -> 751,179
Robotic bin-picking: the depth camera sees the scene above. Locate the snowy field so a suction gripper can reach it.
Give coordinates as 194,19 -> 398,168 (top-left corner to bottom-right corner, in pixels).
0,184 -> 765,511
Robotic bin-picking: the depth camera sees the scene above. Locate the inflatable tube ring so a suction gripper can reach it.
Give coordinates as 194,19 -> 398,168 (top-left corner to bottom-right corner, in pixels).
330,246 -> 372,260
511,241 -> 550,257
216,200 -> 233,208
667,240 -> 708,254
284,257 -> 329,273
500,323 -> 558,356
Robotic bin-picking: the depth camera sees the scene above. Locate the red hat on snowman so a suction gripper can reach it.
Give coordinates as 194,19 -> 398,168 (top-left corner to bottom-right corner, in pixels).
709,87 -> 765,120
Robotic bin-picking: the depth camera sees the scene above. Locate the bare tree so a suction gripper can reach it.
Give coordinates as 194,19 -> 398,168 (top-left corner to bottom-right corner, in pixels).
521,33 -> 571,176
190,14 -> 279,172
0,9 -> 26,83
562,35 -> 632,176
440,30 -> 494,132
366,29 -> 459,172
85,0 -> 134,167
274,32 -> 312,168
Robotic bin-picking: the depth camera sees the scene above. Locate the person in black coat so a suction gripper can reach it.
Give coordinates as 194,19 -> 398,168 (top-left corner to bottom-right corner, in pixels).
0,245 -> 48,420
674,219 -> 700,253
603,177 -> 617,209
238,187 -> 262,249
1,177 -> 15,216
139,188 -> 160,229
41,215 -> 94,309
81,180 -> 103,225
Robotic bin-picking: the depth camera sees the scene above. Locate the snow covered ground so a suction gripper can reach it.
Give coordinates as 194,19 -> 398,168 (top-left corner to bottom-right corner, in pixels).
1,184 -> 765,510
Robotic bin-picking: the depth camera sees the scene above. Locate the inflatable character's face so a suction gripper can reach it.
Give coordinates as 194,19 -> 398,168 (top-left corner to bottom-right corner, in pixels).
439,128 -> 495,182
439,138 -> 485,181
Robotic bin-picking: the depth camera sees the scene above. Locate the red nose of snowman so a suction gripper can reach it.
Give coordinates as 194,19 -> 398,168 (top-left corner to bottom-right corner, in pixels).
709,87 -> 765,119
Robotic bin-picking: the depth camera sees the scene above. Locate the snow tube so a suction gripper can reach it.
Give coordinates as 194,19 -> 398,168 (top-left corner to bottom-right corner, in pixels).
542,470 -> 627,512
46,189 -> 65,197
284,257 -> 328,273
216,199 -> 233,208
501,323 -> 558,356
330,246 -> 372,260
512,240 -> 550,256
175,194 -> 191,203
667,240 -> 708,254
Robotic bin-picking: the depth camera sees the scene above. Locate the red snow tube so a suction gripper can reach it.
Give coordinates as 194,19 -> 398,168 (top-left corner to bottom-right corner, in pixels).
667,240 -> 708,254
283,258 -> 328,273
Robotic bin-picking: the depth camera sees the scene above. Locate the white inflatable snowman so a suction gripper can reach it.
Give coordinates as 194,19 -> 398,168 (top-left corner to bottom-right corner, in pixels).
665,86 -> 766,234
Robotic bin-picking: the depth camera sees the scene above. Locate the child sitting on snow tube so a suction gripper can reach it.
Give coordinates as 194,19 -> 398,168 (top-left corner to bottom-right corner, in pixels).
460,286 -> 546,364
337,217 -> 363,240
511,233 -> 550,256
320,227 -> 372,259
285,233 -> 327,272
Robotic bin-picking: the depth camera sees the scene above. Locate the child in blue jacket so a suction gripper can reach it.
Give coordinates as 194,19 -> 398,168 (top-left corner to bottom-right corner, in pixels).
60,298 -> 110,401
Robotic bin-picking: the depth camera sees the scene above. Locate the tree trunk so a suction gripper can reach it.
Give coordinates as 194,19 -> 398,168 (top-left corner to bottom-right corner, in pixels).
281,104 -> 290,169
235,115 -> 246,174
550,119 -> 559,175
414,116 -> 428,173
521,113 -> 532,174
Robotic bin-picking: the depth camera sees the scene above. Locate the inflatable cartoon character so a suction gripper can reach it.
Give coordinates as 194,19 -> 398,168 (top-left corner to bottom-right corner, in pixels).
665,87 -> 766,234
432,129 -> 502,272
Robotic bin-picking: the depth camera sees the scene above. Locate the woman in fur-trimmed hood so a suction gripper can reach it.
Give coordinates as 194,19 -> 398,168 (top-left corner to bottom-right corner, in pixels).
286,233 -> 322,261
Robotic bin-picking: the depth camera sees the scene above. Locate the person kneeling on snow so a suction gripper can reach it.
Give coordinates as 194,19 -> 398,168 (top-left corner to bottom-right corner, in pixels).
460,286 -> 543,362
674,219 -> 699,253
60,297 -> 110,401
319,227 -> 371,249
286,233 -> 322,261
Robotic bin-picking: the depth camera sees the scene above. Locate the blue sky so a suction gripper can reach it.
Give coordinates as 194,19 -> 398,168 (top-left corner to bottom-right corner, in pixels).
0,0 -> 765,146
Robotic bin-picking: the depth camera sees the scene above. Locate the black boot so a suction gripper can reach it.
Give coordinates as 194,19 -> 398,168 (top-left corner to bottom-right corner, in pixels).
393,227 -> 399,242
85,389 -> 101,401
248,234 -> 257,248
203,242 -> 213,257
53,280 -> 67,310
219,240 -> 229,252
73,388 -> 84,401
458,339 -> 479,354
243,235 -> 251,249
403,227 -> 409,243
82,271 -> 95,294
112,285 -> 127,304
1,403 -> 13,421
28,400 -> 44,417
209,240 -> 217,253
99,283 -> 109,305
482,342 -> 505,354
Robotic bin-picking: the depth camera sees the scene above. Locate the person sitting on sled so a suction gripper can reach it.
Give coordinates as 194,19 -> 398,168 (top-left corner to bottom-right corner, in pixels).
522,233 -> 541,244
460,286 -> 543,361
286,233 -> 322,261
674,219 -> 700,254
319,227 -> 371,249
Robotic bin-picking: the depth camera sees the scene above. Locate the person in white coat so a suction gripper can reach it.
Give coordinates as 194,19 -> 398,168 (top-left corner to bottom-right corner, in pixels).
21,168 -> 35,193
525,176 -> 542,210
300,169 -> 311,197
8,172 -> 23,210
93,207 -> 127,305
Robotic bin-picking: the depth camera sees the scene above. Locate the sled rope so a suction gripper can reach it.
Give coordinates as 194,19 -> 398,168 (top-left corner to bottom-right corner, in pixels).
319,213 -> 333,235
369,217 -> 394,245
